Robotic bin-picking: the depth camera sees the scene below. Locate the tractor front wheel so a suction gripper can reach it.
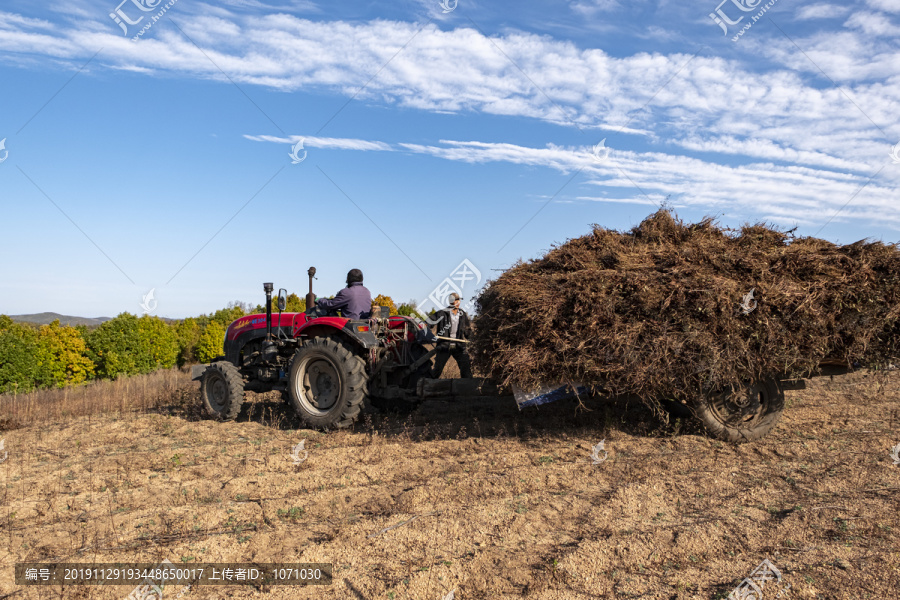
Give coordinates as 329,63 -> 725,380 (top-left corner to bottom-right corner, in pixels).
693,377 -> 785,442
200,361 -> 245,421
288,337 -> 366,429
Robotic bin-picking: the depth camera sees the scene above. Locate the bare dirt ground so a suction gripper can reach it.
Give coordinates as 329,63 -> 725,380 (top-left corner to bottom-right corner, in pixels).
1,368 -> 899,599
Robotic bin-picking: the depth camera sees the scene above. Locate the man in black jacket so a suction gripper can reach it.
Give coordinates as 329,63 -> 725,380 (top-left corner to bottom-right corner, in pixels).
430,292 -> 473,378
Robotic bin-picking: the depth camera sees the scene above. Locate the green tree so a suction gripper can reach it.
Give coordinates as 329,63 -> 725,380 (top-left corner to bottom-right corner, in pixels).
86,313 -> 178,379
173,317 -> 203,366
254,293 -> 306,314
397,301 -> 420,317
137,315 -> 178,370
87,313 -> 143,378
285,293 -> 306,312
209,305 -> 245,329
0,316 -> 40,393
195,321 -> 226,363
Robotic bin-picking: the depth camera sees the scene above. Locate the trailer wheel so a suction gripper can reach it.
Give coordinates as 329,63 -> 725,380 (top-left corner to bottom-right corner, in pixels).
694,377 -> 785,442
288,337 -> 366,429
200,361 -> 245,421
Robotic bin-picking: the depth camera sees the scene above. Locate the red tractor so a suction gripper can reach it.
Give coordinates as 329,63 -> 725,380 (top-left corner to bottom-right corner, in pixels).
193,268 -> 445,428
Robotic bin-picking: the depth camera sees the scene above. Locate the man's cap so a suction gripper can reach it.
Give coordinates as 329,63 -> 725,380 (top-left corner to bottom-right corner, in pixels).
448,292 -> 462,303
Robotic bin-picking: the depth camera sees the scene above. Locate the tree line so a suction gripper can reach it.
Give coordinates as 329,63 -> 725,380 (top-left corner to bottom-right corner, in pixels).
0,294 -> 419,394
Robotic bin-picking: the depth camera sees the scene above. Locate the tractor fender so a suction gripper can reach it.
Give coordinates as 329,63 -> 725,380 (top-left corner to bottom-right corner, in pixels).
296,322 -> 379,350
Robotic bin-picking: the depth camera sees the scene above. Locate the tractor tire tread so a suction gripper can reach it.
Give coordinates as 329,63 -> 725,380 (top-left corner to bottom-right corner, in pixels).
289,336 -> 366,429
200,361 -> 245,421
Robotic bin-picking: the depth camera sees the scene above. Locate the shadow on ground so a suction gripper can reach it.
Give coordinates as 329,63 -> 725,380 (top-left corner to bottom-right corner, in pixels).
160,380 -> 706,442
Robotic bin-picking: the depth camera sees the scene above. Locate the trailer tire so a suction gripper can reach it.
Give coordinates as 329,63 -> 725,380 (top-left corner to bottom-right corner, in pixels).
693,377 -> 785,443
200,361 -> 245,421
288,336 -> 366,429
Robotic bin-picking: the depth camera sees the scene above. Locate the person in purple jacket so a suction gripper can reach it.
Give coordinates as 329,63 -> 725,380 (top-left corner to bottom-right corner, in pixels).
315,269 -> 373,320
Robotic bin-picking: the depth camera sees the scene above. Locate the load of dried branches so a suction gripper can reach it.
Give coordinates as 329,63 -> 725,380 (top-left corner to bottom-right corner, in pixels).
472,210 -> 900,407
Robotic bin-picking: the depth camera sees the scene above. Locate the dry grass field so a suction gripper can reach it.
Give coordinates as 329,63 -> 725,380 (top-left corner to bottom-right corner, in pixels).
1,365 -> 899,599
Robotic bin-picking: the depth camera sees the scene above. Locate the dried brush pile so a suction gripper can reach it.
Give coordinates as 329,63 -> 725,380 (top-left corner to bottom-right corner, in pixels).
472,210 -> 900,406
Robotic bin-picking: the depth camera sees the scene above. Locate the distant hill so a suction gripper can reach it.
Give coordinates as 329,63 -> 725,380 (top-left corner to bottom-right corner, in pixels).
9,313 -> 113,327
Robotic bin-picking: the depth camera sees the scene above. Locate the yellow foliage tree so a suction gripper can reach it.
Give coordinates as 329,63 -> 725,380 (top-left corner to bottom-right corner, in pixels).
36,320 -> 94,387
195,322 -> 226,363
373,294 -> 398,316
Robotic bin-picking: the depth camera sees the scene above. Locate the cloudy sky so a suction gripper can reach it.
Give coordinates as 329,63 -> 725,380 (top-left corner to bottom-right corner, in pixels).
1,0 -> 898,318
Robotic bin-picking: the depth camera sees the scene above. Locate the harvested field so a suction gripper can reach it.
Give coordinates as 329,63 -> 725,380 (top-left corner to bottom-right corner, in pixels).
472,210 -> 900,410
1,370 -> 899,599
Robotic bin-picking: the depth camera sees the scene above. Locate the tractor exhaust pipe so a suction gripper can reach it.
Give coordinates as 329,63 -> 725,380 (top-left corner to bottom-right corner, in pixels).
264,282 -> 274,339
306,267 -> 316,312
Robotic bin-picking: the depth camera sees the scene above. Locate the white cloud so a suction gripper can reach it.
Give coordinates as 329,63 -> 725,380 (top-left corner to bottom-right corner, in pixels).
1,7 -> 898,220
243,134 -> 393,151
0,12 -> 55,30
247,133 -> 900,230
576,195 -> 658,205
865,0 -> 900,14
844,10 -> 900,36
216,0 -> 320,11
571,0 -> 621,17
795,4 -> 852,20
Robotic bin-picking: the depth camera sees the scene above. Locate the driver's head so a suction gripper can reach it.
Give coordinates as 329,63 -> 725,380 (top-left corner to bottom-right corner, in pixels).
346,268 -> 364,285
448,292 -> 461,308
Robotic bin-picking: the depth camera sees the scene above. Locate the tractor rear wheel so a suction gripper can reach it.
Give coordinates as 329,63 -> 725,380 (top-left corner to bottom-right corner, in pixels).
693,377 -> 785,442
288,337 -> 366,429
200,361 -> 245,421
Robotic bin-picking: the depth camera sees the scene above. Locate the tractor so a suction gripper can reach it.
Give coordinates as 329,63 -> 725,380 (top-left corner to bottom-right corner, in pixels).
193,267 -> 482,428
192,267 -> 854,441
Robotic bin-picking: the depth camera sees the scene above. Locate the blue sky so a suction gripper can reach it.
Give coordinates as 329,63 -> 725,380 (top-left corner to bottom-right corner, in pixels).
1,0 -> 898,319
